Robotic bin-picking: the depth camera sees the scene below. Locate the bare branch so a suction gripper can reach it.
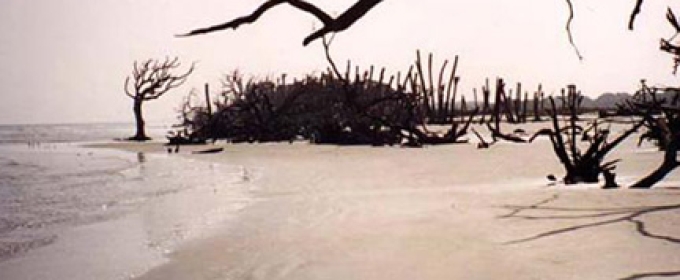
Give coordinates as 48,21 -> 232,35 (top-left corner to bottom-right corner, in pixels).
322,35 -> 343,81
178,0 -> 333,38
125,57 -> 194,101
180,0 -> 383,46
629,0 -> 645,30
667,8 -> 680,32
124,77 -> 135,99
564,0 -> 583,60
303,0 -> 383,45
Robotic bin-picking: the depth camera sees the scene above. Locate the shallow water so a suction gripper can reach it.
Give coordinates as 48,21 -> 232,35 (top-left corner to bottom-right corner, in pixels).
0,144 -> 135,259
0,122 -> 170,144
0,123 -> 252,279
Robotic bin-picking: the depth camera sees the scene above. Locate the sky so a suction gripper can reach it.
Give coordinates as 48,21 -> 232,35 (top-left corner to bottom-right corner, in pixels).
0,0 -> 679,125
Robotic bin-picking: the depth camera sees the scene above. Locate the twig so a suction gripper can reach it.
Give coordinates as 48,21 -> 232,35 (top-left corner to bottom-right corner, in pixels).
564,0 -> 583,60
628,0 -> 645,30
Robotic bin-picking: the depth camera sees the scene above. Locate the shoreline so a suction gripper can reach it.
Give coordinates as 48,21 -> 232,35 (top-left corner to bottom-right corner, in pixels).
0,141 -> 254,280
93,139 -> 680,280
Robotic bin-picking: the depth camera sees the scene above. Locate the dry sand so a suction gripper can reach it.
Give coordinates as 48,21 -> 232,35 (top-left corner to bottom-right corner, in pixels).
87,122 -> 680,280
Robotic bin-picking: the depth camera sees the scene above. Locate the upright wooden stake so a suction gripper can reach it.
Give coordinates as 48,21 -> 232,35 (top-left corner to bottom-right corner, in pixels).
522,91 -> 529,123
205,83 -> 213,116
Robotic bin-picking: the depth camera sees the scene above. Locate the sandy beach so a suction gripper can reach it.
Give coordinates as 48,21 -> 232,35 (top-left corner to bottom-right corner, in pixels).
4,1 -> 680,279
85,124 -> 680,280
1,123 -> 678,280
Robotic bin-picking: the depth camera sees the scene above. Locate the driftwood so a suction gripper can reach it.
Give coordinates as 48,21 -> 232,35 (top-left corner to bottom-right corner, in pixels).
484,80 -> 528,144
192,147 -> 224,154
471,128 -> 494,149
167,129 -> 206,145
533,97 -> 643,186
408,108 -> 477,146
486,122 -> 527,143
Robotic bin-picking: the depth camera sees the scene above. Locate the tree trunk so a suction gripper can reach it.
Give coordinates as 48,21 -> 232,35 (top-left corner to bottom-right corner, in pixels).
630,152 -> 679,189
564,163 -> 600,184
132,99 -> 150,141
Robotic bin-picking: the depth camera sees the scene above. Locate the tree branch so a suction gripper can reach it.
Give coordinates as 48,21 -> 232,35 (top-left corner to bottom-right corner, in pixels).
179,0 -> 330,37
628,0 -> 645,30
564,0 -> 583,60
125,57 -> 194,101
322,35 -> 344,81
124,77 -> 135,99
179,0 -> 383,46
303,0 -> 383,45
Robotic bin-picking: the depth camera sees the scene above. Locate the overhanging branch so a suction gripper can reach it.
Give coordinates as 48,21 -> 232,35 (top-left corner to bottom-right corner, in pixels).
629,0 -> 645,30
564,0 -> 583,60
179,0 -> 383,46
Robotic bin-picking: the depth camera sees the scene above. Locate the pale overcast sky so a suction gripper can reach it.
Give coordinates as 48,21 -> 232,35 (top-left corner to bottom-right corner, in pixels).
0,0 -> 679,124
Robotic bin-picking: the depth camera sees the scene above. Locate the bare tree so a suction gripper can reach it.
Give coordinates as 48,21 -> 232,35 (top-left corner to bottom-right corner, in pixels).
619,82 -> 680,189
125,57 -> 194,141
616,7 -> 680,188
179,0 -> 383,46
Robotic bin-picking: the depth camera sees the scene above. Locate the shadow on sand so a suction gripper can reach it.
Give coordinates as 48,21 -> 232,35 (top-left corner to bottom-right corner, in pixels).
498,194 -> 680,280
618,271 -> 680,280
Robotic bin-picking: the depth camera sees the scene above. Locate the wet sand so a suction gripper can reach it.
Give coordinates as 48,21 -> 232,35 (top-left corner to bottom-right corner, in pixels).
0,142 -> 250,280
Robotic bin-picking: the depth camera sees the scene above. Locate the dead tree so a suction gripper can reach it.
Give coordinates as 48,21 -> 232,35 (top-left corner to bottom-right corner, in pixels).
173,89 -> 210,145
619,83 -> 680,189
485,78 -> 527,143
565,84 -> 583,119
532,97 -> 643,187
514,83 -> 522,122
412,50 -> 460,124
522,91 -> 529,123
125,57 -> 194,141
612,8 -> 680,188
533,85 -> 544,121
179,0 -> 383,46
